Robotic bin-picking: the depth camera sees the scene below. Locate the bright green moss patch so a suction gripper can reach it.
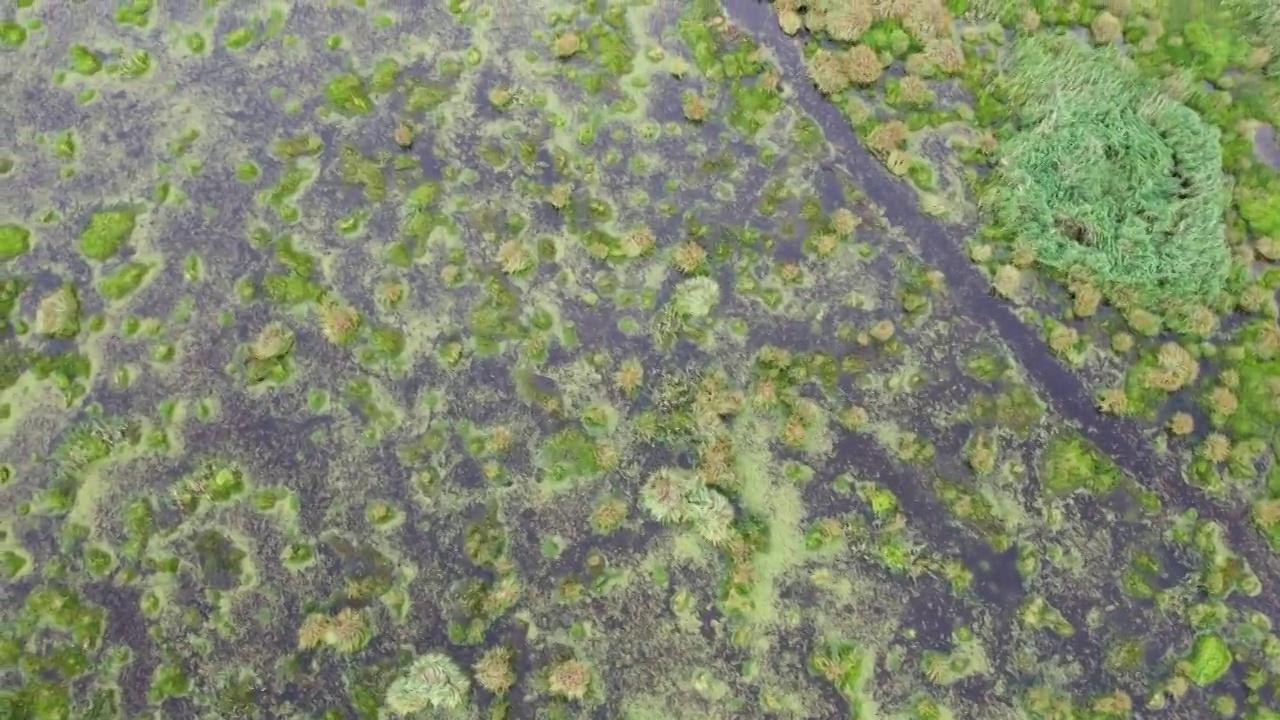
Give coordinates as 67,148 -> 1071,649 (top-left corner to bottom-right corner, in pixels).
1237,168 -> 1280,238
370,58 -> 401,93
984,34 -> 1230,309
115,0 -> 153,28
235,160 -> 260,182
1039,434 -> 1122,496
78,209 -> 137,261
83,544 -> 115,577
52,131 -> 76,161
69,45 -> 102,75
148,663 -> 191,704
1,20 -> 26,48
324,73 -> 372,115
0,548 -> 30,579
537,428 -> 601,487
1185,634 -> 1232,686
261,273 -> 321,307
260,163 -> 315,221
0,223 -> 31,262
96,261 -> 151,301
224,28 -> 254,50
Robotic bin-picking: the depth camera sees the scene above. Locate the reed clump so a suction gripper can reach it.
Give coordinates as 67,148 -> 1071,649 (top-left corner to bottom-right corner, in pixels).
983,34 -> 1231,310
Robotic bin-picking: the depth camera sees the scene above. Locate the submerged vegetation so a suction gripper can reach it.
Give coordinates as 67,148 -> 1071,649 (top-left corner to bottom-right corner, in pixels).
2,0 -> 1280,718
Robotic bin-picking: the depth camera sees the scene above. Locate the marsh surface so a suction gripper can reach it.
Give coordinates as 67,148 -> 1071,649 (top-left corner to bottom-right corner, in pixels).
3,2 -> 1280,719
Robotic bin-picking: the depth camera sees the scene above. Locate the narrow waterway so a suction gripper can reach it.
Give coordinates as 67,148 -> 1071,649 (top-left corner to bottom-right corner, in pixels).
1256,123 -> 1280,171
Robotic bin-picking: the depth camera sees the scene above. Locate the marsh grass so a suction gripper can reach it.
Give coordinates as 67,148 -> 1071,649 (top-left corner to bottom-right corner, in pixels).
983,33 -> 1231,309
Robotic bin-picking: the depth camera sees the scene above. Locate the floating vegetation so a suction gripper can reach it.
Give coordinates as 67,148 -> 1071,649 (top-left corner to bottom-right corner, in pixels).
3,0 -> 1280,717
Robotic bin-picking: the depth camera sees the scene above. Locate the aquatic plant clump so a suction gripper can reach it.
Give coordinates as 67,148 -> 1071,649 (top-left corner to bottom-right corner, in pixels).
984,34 -> 1231,307
384,652 -> 471,715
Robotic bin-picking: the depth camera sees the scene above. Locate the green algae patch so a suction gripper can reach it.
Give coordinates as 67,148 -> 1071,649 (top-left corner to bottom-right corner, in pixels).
68,45 -> 102,75
115,0 -> 153,28
0,547 -> 31,580
148,664 -> 191,704
235,159 -> 260,183
0,223 -> 30,262
369,58 -> 401,93
1038,433 -> 1122,497
1,20 -> 26,48
183,32 -> 207,54
224,28 -> 255,50
116,50 -> 152,80
96,261 -> 152,301
324,73 -> 373,115
984,34 -> 1230,309
78,209 -> 137,261
1185,634 -> 1232,686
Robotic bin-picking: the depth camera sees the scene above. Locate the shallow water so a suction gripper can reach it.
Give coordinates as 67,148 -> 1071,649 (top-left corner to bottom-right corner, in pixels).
1257,124 -> 1280,171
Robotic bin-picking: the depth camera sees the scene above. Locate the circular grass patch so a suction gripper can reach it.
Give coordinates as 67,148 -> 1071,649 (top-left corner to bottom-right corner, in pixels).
984,35 -> 1231,308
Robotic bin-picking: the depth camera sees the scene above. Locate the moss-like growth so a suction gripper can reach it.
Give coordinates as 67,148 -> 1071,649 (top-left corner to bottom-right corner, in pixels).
681,92 -> 710,123
249,322 -> 294,361
324,73 -> 372,115
589,497 -> 628,534
670,277 -> 720,318
370,58 -> 401,93
1183,634 -> 1232,686
809,640 -> 869,700
1,20 -> 26,48
613,357 -> 643,396
0,223 -> 30,261
296,608 -> 371,652
78,208 -> 137,261
1039,434 -> 1121,496
96,261 -> 151,300
69,45 -> 101,75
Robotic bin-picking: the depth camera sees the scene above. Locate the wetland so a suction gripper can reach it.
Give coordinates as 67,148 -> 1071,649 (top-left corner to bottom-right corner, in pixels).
2,1 -> 1280,718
